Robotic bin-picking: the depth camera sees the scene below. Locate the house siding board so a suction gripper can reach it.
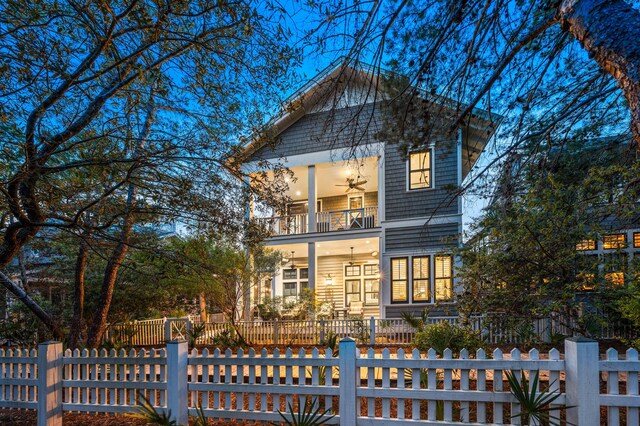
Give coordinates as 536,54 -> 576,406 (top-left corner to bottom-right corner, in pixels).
320,191 -> 378,212
384,139 -> 460,220
384,224 -> 459,252
247,104 -> 382,162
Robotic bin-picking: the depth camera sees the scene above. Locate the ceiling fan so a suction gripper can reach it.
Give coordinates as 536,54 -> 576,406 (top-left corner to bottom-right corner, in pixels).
336,176 -> 368,192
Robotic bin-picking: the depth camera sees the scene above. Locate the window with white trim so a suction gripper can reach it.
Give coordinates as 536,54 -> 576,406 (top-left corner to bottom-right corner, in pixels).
391,258 -> 408,303
408,150 -> 432,190
435,256 -> 454,301
412,256 -> 430,302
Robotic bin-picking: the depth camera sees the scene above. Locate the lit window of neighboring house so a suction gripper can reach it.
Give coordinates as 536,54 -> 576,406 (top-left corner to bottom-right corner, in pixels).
634,232 -> 640,248
604,253 -> 627,286
576,255 -> 598,291
412,256 -> 430,302
391,258 -> 408,303
435,255 -> 454,301
603,233 -> 626,250
408,150 -> 432,190
576,239 -> 596,251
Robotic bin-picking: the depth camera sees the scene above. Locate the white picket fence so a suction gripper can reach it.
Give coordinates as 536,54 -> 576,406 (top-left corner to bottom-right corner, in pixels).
104,314 -> 636,347
0,338 -> 639,425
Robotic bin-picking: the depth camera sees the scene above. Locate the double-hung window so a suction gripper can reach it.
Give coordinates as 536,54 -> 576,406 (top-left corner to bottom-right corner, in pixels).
282,268 -> 308,299
391,258 -> 409,303
408,150 -> 432,190
435,256 -> 453,301
412,256 -> 430,302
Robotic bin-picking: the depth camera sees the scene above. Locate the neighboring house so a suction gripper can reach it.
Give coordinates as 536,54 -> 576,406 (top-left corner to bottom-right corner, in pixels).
235,63 -> 497,318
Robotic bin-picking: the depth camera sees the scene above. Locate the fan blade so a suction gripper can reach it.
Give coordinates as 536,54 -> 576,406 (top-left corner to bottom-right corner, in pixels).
335,184 -> 350,187
353,180 -> 368,186
345,188 -> 350,193
354,186 -> 365,191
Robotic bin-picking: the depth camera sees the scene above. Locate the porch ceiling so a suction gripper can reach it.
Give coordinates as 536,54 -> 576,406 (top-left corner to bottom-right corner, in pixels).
258,156 -> 378,201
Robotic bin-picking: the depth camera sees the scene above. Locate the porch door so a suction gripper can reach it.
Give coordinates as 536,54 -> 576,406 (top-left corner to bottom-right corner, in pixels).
347,194 -> 364,229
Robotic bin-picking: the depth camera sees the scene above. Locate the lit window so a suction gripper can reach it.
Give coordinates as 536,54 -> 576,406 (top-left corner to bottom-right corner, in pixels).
412,256 -> 430,302
603,234 -> 626,249
391,258 -> 408,303
634,232 -> 640,248
435,255 -> 453,301
364,279 -> 379,306
345,279 -> 361,305
604,253 -> 627,286
364,264 -> 379,276
345,265 -> 361,277
576,240 -> 596,251
605,272 -> 625,286
408,151 -> 431,190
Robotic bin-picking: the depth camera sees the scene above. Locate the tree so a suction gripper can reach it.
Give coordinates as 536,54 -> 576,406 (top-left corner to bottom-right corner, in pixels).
455,136 -> 640,335
306,0 -> 639,173
0,0 -> 296,344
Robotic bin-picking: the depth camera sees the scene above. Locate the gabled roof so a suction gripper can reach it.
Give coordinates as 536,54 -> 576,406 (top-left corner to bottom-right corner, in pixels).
232,60 -> 500,165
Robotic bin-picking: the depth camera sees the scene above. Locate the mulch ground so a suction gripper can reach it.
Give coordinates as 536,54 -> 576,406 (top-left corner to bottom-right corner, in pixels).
0,410 -> 266,425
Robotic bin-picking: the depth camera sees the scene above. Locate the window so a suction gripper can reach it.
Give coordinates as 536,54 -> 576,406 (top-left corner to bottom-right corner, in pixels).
435,255 -> 453,301
634,232 -> 640,248
408,151 -> 432,190
364,279 -> 379,305
283,269 -> 297,280
576,239 -> 596,251
603,234 -> 626,249
391,258 -> 408,302
604,253 -> 627,286
299,268 -> 309,279
412,256 -> 430,302
345,265 -> 361,277
283,282 -> 297,297
364,264 -> 379,276
576,255 -> 598,291
345,279 -> 361,305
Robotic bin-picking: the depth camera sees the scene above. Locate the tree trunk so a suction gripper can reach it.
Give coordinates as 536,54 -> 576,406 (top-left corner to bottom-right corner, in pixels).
68,238 -> 89,348
86,202 -> 135,348
199,292 -> 208,322
0,270 -> 64,340
558,0 -> 640,147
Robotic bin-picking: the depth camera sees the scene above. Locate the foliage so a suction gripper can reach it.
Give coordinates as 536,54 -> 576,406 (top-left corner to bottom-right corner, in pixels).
412,321 -> 483,356
129,394 -> 177,425
273,398 -> 335,426
210,328 -> 245,350
0,297 -> 54,346
505,370 -> 566,426
456,138 -> 640,336
402,369 -> 444,420
257,290 -> 319,321
188,323 -> 208,349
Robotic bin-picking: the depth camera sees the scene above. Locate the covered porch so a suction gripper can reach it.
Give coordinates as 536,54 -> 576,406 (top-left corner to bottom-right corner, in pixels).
261,237 -> 382,318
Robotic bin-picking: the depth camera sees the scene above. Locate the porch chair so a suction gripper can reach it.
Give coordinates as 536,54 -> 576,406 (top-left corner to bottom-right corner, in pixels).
348,301 -> 364,317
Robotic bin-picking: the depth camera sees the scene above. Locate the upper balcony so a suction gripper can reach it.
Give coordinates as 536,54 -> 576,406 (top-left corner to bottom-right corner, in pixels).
252,156 -> 381,237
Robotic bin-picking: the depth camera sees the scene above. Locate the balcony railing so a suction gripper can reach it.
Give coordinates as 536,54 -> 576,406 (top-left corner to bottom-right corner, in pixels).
258,207 -> 378,236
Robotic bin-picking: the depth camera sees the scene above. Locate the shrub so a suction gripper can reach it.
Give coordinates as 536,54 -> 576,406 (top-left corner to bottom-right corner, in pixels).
412,321 -> 483,355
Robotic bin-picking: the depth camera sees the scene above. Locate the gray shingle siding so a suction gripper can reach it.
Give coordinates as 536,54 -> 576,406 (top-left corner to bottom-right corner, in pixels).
384,223 -> 459,252
247,104 -> 382,162
384,140 -> 460,220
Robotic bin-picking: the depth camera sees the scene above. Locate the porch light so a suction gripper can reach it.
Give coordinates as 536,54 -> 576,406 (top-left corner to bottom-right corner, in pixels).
325,274 -> 334,285
371,251 -> 378,257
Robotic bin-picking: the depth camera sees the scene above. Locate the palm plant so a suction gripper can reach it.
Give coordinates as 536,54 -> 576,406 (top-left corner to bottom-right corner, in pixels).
273,398 -> 335,426
506,370 -> 567,426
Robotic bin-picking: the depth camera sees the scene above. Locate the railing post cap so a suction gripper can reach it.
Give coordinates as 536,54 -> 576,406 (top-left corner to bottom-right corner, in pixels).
566,336 -> 597,343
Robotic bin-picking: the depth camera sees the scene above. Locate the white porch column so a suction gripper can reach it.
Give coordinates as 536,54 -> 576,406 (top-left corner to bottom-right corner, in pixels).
308,242 -> 316,291
308,165 -> 317,232
377,154 -> 385,223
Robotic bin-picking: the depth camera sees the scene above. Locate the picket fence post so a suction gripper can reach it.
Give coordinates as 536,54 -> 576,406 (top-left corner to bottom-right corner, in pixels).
37,341 -> 63,426
565,337 -> 599,426
369,317 -> 375,346
339,338 -> 357,426
167,340 -> 188,425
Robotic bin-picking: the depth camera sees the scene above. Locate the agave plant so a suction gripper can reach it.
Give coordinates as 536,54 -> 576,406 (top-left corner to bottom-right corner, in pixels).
273,397 -> 335,426
191,404 -> 208,426
128,393 -> 177,425
506,370 -> 567,426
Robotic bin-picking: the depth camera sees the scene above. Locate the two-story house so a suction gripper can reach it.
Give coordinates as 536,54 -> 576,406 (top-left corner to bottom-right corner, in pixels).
235,63 -> 497,318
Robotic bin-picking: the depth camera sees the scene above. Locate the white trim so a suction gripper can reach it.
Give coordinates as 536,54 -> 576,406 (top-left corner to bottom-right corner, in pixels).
457,128 -> 463,216
377,154 -> 385,222
381,214 -> 462,229
263,228 -> 382,246
241,143 -> 385,173
405,147 -> 435,192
